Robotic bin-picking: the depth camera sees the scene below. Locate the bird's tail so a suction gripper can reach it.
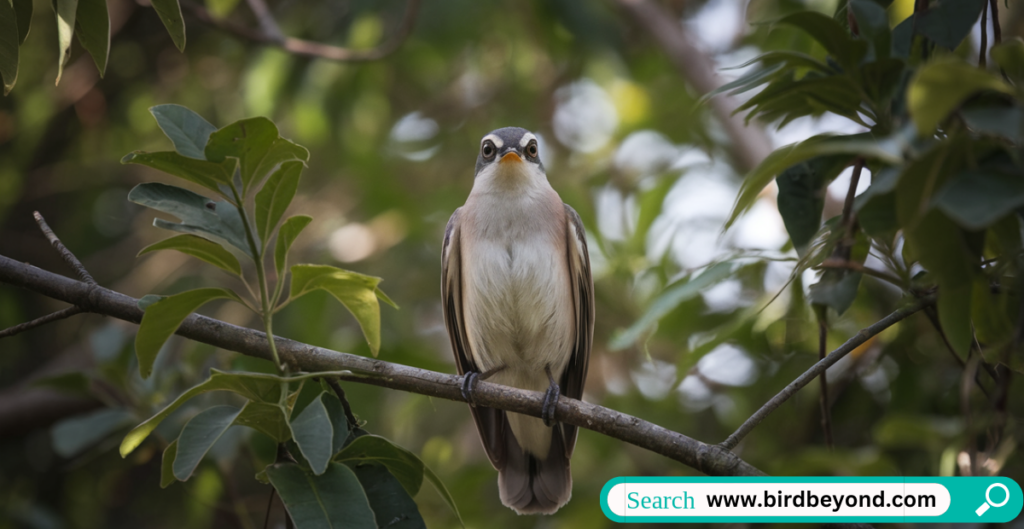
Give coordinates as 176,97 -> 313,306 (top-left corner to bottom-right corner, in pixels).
497,416 -> 572,515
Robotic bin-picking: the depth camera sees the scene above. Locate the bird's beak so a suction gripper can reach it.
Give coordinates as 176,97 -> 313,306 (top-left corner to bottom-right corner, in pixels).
499,151 -> 522,164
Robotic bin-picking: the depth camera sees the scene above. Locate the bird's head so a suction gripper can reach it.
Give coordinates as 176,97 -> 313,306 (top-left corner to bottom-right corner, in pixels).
474,127 -> 546,186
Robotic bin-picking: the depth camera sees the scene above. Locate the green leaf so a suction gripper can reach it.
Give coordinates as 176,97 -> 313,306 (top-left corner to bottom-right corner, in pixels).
850,0 -> 890,60
351,463 -> 427,529
74,0 -> 109,76
128,182 -> 253,256
809,270 -> 863,315
150,104 -> 218,160
991,39 -> 1024,84
610,261 -> 737,351
150,0 -> 185,51
173,405 -> 243,480
14,0 -> 32,44
274,215 -> 312,278
266,462 -> 377,529
253,138 -> 310,189
120,370 -> 348,457
934,169 -> 1024,230
138,294 -> 164,310
161,439 -> 178,488
135,287 -> 243,378
0,0 -> 19,95
32,372 -> 92,397
139,234 -> 242,276
255,161 -> 302,244
204,0 -> 240,18
234,401 -> 292,443
290,264 -> 389,356
776,155 -> 851,254
907,58 -> 1014,135
290,392 -> 335,475
725,133 -> 905,230
917,0 -> 986,50
204,117 -> 276,192
122,152 -> 234,195
701,62 -> 785,102
53,0 -> 79,85
773,11 -> 867,70
52,408 -> 133,458
322,392 -> 350,456
335,435 -> 424,496
961,107 -> 1022,143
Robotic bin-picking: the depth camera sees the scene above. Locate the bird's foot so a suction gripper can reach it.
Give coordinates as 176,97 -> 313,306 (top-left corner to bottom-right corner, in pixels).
541,365 -> 560,427
461,371 -> 480,407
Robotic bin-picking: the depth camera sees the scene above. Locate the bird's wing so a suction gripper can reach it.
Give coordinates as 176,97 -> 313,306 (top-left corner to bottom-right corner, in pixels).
441,207 -> 506,469
560,204 -> 595,457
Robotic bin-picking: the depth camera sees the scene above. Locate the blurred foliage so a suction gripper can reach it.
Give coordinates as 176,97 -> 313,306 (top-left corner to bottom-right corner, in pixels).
2,0 -> 1024,527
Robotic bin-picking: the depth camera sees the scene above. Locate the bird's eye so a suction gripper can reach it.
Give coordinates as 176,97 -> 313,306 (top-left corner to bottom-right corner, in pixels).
526,140 -> 538,158
481,141 -> 496,159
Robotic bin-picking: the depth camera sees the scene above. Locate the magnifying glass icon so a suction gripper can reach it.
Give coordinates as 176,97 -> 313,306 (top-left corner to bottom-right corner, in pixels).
976,483 -> 1010,516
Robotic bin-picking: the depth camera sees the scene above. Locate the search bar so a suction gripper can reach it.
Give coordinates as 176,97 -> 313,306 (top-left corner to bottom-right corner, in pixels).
600,476 -> 1022,523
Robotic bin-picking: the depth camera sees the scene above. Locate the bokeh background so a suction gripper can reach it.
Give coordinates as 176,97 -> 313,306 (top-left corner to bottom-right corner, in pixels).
2,0 -> 1023,527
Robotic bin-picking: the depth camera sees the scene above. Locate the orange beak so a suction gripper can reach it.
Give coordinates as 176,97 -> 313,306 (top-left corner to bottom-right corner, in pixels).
499,151 -> 522,164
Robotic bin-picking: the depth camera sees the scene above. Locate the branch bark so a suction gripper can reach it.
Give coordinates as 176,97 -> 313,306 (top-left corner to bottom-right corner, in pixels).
720,295 -> 934,450
0,253 -> 762,477
613,0 -> 772,172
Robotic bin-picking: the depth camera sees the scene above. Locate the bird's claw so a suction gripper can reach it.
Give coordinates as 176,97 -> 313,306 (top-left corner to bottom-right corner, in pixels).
541,382 -> 560,427
461,371 -> 480,407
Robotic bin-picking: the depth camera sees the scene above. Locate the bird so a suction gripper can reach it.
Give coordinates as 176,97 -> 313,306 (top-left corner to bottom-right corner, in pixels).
441,127 -> 594,515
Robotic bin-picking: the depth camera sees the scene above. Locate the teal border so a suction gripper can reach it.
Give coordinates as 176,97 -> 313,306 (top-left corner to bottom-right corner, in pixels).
599,476 -> 1023,523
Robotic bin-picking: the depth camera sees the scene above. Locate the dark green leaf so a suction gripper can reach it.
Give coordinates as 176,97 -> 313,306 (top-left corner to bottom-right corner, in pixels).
74,0 -> 109,76
991,39 -> 1024,83
32,372 -> 92,397
610,261 -> 737,350
234,401 -> 291,443
128,182 -> 253,256
266,462 -> 377,529
161,439 -> 178,488
335,435 -> 424,497
253,138 -> 310,189
850,0 -> 890,60
776,155 -> 851,254
701,62 -> 785,102
274,215 -> 312,278
150,0 -> 185,51
138,234 -> 242,276
891,14 -> 914,59
135,287 -> 244,378
809,270 -> 863,315
122,152 -> 235,194
933,170 -> 1024,230
150,104 -> 218,160
917,0 -> 985,50
351,463 -> 426,529
14,0 -> 32,44
856,191 -> 898,237
774,11 -> 867,70
290,264 -> 389,356
137,294 -> 164,310
0,0 -> 19,95
255,160 -> 302,244
53,0 -> 79,85
204,117 -> 280,193
173,405 -> 242,480
962,106 -> 1022,143
908,58 -> 1013,135
322,392 -> 350,456
52,408 -> 132,458
290,392 -> 334,475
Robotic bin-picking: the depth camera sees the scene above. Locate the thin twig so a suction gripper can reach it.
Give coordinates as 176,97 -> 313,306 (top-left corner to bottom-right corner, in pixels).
180,0 -> 421,62
0,253 -> 763,477
34,211 -> 96,285
244,0 -> 285,42
817,259 -> 903,288
818,318 -> 834,450
990,0 -> 1002,45
325,378 -> 359,429
981,4 -> 988,68
0,306 -> 83,339
262,488 -> 275,529
721,296 -> 934,450
962,353 -> 980,476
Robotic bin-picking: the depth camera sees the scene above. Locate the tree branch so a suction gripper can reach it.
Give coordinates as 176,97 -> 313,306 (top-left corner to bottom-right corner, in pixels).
720,295 -> 934,450
613,0 -> 772,172
0,253 -> 762,477
0,306 -> 83,339
180,0 -> 421,62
